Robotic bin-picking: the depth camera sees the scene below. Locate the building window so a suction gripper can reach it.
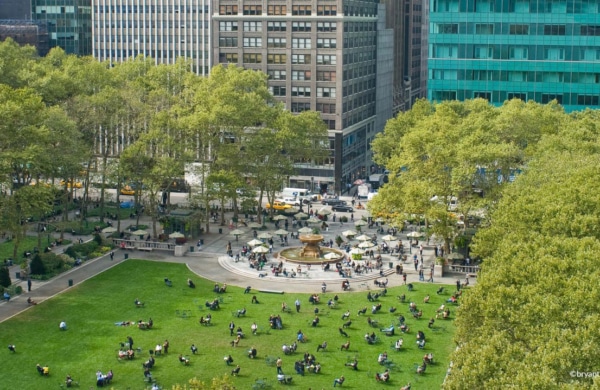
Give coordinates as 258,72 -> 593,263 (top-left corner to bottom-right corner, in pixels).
433,45 -> 457,58
317,22 -> 337,32
544,25 -> 565,35
317,103 -> 336,113
474,46 -> 493,59
219,53 -> 238,63
474,0 -> 494,12
270,86 -> 286,96
291,86 -> 311,97
267,54 -> 287,64
507,93 -> 527,101
292,70 -> 311,81
292,5 -> 311,15
317,39 -> 336,49
243,21 -> 262,32
317,5 -> 337,15
508,0 -> 529,12
292,22 -> 311,32
243,5 -> 262,15
243,37 -> 262,47
219,37 -> 238,47
581,25 -> 600,36
577,95 -> 599,106
219,21 -> 238,31
323,119 -> 336,129
292,38 -> 312,49
291,102 -> 311,112
433,91 -> 457,100
473,92 -> 491,100
267,70 -> 286,80
219,5 -> 238,15
475,24 -> 494,34
268,5 -> 286,15
317,71 -> 336,81
509,47 -> 528,60
267,21 -> 286,32
509,24 -> 529,35
292,54 -> 311,64
541,94 -> 562,104
545,48 -> 565,60
316,54 -> 336,65
267,38 -> 286,48
435,23 -> 458,33
317,87 -> 336,98
433,0 -> 459,12
243,53 -> 262,63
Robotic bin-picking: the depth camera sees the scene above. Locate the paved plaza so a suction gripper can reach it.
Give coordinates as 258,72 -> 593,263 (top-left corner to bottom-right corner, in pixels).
0,195 -> 472,323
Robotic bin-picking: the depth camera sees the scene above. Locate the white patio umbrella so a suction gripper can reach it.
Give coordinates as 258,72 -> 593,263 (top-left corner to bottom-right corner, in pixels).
257,232 -> 273,240
169,232 -> 185,239
274,229 -> 289,236
273,215 -> 288,221
375,217 -> 385,223
381,234 -> 397,241
294,212 -> 309,220
307,217 -> 321,224
447,252 -> 465,260
229,229 -> 245,236
248,222 -> 263,229
102,226 -> 117,234
407,231 -> 424,238
349,247 -> 365,255
298,227 -> 313,234
317,208 -> 332,216
252,245 -> 270,254
354,220 -> 367,227
247,239 -> 264,247
342,230 -> 357,238
358,240 -> 376,249
324,252 -> 341,260
131,229 -> 147,236
355,234 -> 371,241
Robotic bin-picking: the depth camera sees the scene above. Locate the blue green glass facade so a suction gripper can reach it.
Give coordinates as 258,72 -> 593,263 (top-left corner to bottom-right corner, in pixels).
31,0 -> 92,55
428,0 -> 600,111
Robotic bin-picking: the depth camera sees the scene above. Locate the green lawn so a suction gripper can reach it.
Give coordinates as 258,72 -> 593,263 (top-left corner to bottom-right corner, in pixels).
0,260 -> 457,389
0,236 -> 71,265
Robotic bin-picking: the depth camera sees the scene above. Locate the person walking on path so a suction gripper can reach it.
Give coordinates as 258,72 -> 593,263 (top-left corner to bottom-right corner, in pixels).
110,251 -> 114,261
229,321 -> 235,336
27,279 -> 32,292
295,299 -> 301,313
427,269 -> 434,283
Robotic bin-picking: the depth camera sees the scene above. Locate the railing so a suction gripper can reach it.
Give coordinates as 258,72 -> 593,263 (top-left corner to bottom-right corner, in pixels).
449,265 -> 480,274
112,239 -> 176,251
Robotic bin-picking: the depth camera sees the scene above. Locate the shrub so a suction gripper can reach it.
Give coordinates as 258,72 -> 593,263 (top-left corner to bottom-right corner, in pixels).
93,233 -> 103,246
0,266 -> 11,287
30,254 -> 46,275
65,241 -> 99,259
340,216 -> 348,223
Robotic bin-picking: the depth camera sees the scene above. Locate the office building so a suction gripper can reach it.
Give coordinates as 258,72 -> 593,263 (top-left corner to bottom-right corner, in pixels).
92,0 -> 211,74
212,0 -> 402,194
31,0 -> 92,55
0,20 -> 50,55
428,0 -> 600,111
0,0 -> 31,20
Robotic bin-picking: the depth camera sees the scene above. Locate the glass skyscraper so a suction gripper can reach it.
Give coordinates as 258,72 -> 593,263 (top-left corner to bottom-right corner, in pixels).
428,0 -> 600,111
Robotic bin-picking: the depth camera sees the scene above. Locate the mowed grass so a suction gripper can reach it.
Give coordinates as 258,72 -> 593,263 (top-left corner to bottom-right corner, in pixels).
0,260 -> 458,389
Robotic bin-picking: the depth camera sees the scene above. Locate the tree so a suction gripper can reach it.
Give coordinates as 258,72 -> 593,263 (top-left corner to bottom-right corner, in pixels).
445,108 -> 600,389
0,266 -> 11,288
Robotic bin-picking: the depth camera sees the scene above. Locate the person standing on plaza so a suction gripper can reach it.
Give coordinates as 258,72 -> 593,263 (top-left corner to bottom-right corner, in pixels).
427,269 -> 434,283
27,278 -> 32,292
229,321 -> 235,336
295,298 -> 301,313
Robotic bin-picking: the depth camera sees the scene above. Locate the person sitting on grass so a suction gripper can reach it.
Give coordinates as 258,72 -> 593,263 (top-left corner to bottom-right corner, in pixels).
345,358 -> 358,370
27,297 -> 37,305
375,369 -> 390,382
8,344 -> 16,352
191,344 -> 198,354
187,278 -> 195,288
231,365 -> 241,376
333,375 -> 345,387
134,298 -> 144,307
224,355 -> 234,365
65,374 -> 73,388
248,347 -> 257,359
178,354 -> 190,365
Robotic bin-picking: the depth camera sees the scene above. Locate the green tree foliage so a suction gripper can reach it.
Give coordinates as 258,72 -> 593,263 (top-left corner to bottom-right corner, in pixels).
29,254 -> 46,275
444,109 -> 600,389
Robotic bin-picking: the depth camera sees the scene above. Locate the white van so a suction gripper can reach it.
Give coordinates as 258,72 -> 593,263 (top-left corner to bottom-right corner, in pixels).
281,197 -> 302,206
280,188 -> 315,203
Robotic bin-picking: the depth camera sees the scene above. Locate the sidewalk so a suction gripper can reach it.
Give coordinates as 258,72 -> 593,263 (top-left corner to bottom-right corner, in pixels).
0,205 -> 472,323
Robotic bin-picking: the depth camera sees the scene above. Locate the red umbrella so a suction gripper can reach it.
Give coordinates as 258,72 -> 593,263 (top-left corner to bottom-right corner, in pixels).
353,179 -> 364,185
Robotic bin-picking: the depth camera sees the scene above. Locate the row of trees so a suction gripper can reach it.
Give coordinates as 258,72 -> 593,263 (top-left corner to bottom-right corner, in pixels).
0,39 -> 328,251
370,98 -> 600,388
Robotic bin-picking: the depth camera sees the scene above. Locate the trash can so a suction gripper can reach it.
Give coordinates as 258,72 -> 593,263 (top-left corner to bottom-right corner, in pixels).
190,246 -> 194,253
219,228 -> 223,234
68,279 -> 73,287
389,262 -> 393,269
124,253 -> 129,260
15,272 -> 20,280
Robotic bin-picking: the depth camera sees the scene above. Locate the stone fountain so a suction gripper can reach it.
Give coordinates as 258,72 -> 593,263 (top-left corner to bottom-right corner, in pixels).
299,234 -> 323,258
278,233 -> 345,264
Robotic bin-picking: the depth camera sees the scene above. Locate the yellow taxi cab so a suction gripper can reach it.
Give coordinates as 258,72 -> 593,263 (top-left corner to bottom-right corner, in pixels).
59,180 -> 83,189
120,185 -> 135,195
265,201 -> 292,210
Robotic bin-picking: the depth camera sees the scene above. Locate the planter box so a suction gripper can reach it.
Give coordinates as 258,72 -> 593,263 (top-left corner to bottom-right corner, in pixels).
434,264 -> 445,277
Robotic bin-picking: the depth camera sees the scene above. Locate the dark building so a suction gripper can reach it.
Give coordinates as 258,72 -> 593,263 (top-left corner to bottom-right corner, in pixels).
0,19 -> 50,55
0,0 -> 31,19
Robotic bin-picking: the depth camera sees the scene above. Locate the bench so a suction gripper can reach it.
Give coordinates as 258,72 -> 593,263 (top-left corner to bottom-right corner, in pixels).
258,289 -> 284,294
123,246 -> 135,250
138,247 -> 153,252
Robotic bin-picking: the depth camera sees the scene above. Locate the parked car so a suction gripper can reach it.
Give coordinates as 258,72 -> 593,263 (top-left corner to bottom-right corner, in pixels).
120,200 -> 136,209
321,198 -> 345,206
332,204 -> 354,212
265,201 -> 292,211
59,180 -> 83,189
